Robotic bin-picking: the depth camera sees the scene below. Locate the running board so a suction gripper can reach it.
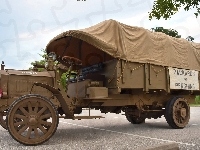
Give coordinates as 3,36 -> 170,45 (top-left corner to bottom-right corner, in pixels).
73,116 -> 105,120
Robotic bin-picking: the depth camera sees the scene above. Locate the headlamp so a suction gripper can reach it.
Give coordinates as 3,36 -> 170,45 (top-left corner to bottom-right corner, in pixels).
48,52 -> 56,61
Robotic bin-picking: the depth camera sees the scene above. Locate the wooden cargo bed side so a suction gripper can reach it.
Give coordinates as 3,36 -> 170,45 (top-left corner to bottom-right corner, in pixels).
117,60 -> 145,89
96,59 -> 200,100
148,64 -> 167,91
100,59 -> 119,88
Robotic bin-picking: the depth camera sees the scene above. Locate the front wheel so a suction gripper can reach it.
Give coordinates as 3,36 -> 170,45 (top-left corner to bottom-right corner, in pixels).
6,94 -> 59,146
165,97 -> 190,129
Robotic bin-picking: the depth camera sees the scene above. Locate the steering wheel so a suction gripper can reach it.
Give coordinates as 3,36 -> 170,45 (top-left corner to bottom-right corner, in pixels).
62,56 -> 82,66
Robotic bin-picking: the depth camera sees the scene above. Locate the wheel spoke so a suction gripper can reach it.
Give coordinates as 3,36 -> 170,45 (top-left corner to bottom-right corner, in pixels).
38,125 -> 47,134
34,102 -> 39,113
177,104 -> 181,109
16,124 -> 24,131
28,101 -> 32,113
14,114 -> 26,119
40,113 -> 52,120
180,118 -> 184,123
178,118 -> 181,123
179,118 -> 182,123
26,127 -> 32,139
14,121 -> 25,127
181,103 -> 185,108
34,127 -> 39,138
41,120 -> 52,127
19,106 -> 29,116
18,125 -> 28,134
37,106 -> 47,116
180,118 -> 182,123
175,114 -> 178,120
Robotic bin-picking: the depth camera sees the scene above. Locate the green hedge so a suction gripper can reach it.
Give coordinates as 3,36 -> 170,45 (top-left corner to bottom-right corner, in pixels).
195,96 -> 200,104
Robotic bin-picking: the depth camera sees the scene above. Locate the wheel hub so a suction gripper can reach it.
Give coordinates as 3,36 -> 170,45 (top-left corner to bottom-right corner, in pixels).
180,108 -> 186,118
28,115 -> 38,126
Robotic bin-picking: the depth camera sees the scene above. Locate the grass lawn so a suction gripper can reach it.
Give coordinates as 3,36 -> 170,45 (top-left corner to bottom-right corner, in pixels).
190,104 -> 200,107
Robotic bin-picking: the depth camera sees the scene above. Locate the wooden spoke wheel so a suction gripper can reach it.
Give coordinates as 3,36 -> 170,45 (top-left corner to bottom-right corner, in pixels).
165,97 -> 190,129
0,111 -> 7,130
6,94 -> 59,146
125,113 -> 145,124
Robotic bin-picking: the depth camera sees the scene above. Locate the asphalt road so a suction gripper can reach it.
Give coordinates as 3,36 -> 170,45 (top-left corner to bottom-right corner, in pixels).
0,107 -> 200,150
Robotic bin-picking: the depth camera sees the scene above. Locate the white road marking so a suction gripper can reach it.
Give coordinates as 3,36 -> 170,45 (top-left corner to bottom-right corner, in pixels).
114,117 -> 118,119
192,124 -> 198,126
59,121 -> 196,146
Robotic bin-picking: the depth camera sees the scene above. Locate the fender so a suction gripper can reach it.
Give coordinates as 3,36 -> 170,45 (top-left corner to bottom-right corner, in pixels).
33,82 -> 73,118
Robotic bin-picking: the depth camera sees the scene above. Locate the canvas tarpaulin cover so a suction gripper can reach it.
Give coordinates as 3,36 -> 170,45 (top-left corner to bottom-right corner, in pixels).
46,19 -> 200,70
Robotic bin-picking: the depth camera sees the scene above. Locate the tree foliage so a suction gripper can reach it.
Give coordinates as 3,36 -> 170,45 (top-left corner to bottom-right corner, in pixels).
186,36 -> 194,41
195,96 -> 200,104
151,27 -> 181,38
151,27 -> 195,41
149,0 -> 200,20
29,49 -> 47,71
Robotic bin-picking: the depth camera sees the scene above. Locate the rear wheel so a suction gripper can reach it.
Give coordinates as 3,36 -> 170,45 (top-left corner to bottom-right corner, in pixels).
7,94 -> 59,145
126,114 -> 145,124
165,97 -> 190,129
125,109 -> 145,124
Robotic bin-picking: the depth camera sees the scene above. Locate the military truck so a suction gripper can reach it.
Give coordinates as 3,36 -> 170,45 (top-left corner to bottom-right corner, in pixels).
2,19 -> 200,145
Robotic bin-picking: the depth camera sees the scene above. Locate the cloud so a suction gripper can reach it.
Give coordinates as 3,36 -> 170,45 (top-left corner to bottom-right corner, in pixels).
0,0 -> 200,69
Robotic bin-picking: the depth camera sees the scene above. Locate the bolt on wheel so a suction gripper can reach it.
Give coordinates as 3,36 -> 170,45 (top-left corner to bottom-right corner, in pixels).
7,94 -> 58,145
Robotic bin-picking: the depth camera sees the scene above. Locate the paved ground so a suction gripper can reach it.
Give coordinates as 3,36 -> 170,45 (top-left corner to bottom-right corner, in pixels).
0,107 -> 200,150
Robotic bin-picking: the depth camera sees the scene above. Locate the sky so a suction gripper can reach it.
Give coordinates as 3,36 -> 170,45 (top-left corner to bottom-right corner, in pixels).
0,0 -> 200,69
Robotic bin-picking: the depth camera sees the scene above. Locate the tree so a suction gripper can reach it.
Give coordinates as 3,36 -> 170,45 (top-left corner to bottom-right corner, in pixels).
151,27 -> 181,38
149,0 -> 200,20
186,36 -> 194,41
29,49 -> 47,71
151,27 -> 195,41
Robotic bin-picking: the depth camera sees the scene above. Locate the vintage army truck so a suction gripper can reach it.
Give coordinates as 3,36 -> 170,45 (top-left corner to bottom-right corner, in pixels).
2,19 -> 200,145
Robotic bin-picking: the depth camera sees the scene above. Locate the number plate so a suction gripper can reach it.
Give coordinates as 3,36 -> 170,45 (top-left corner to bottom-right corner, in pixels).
168,67 -> 199,90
